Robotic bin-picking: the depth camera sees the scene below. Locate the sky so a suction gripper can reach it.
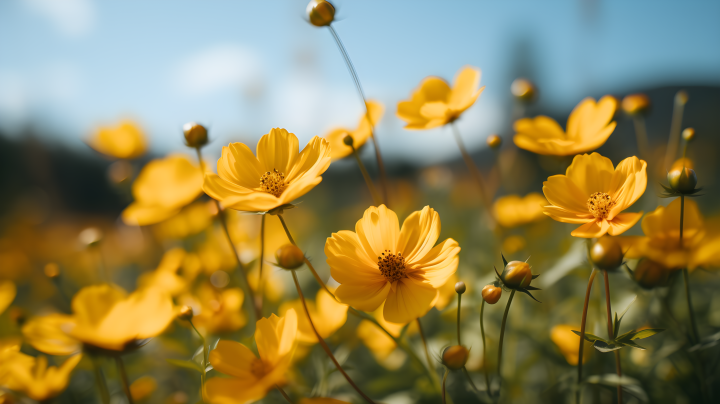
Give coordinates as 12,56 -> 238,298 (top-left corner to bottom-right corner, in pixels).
1,0 -> 719,164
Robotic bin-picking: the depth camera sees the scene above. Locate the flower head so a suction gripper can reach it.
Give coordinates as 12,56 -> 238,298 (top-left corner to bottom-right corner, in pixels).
0,281 -> 16,316
325,101 -> 384,160
325,205 -> 460,323
203,128 -> 331,212
493,193 -> 547,228
88,120 -> 147,159
513,96 -> 617,156
178,283 -> 246,334
0,344 -> 81,402
543,153 -> 647,238
397,66 -> 484,130
206,310 -> 298,404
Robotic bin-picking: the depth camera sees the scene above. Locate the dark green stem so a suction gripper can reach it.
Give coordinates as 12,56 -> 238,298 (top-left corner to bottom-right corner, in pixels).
679,195 -> 700,344
632,116 -> 649,159
189,319 -> 207,403
91,357 -> 110,404
442,368 -> 450,404
480,300 -> 491,395
456,293 -> 462,346
276,385 -> 294,403
602,270 -> 623,404
577,269 -> 597,404
497,290 -> 516,396
115,356 -> 135,404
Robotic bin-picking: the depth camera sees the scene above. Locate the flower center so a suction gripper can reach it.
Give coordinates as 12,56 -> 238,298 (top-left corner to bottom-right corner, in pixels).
260,169 -> 287,197
378,249 -> 407,283
586,192 -> 615,219
250,358 -> 267,378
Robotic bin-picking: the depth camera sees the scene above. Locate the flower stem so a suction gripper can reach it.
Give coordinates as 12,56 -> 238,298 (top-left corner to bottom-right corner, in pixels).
664,91 -> 687,170
290,269 -> 376,404
497,289 -> 516,395
257,213 -> 266,313
602,270 -> 623,404
327,24 -> 389,206
479,300 -> 491,395
442,368 -> 450,404
679,195 -> 700,344
276,385 -> 294,404
450,123 -> 495,227
115,356 -> 136,404
189,319 -> 207,403
416,318 -> 434,376
456,292 -> 462,346
632,116 -> 649,160
576,268 -> 597,404
351,145 -> 383,206
91,357 -> 110,404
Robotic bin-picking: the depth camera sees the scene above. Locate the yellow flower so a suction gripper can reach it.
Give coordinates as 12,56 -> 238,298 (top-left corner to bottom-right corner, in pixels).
356,305 -> 417,368
129,375 -> 157,401
23,284 -> 175,354
122,154 -> 204,226
620,198 -> 720,270
206,309 -> 298,404
0,341 -> 82,402
279,289 -> 348,344
179,283 -> 246,335
87,120 -> 147,159
137,248 -> 195,296
543,153 -> 646,238
550,325 -> 592,365
0,281 -> 16,315
326,205 -> 460,323
433,273 -> 459,311
397,66 -> 484,130
513,96 -> 617,156
153,201 -> 216,240
203,128 -> 331,212
493,193 -> 547,228
325,101 -> 384,160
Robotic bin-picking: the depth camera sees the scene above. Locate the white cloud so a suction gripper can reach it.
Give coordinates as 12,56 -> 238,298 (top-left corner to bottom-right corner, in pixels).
23,0 -> 95,38
171,45 -> 262,96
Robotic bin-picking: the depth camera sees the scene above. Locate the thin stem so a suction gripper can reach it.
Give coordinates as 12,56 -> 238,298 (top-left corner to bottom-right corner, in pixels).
497,290 -> 516,395
275,385 -> 294,404
416,318 -> 434,376
115,356 -> 136,404
442,368 -> 450,404
664,92 -> 686,170
456,293 -> 462,346
680,195 -> 700,344
632,116 -> 649,160
257,214 -> 266,314
462,367 -> 482,397
327,24 -> 389,205
290,269 -> 376,404
602,270 -> 623,404
351,145 -> 383,206
479,300 -> 491,395
577,269 -> 597,404
91,357 -> 110,404
189,319 -> 207,403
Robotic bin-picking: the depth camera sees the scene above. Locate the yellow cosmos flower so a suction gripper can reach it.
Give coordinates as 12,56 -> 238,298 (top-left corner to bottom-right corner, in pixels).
153,201 -> 216,240
543,153 -> 646,238
87,120 -> 147,159
0,349 -> 82,402
550,325 -> 592,365
620,199 -> 720,270
22,284 -> 175,354
397,66 -> 484,130
493,193 -> 548,228
325,101 -> 384,160
513,96 -> 617,156
129,376 -> 157,401
0,281 -> 16,315
326,205 -> 460,323
279,289 -> 348,344
137,248 -> 197,296
179,283 -> 246,334
433,273 -> 459,311
203,128 -> 331,212
206,309 -> 298,404
122,154 -> 204,226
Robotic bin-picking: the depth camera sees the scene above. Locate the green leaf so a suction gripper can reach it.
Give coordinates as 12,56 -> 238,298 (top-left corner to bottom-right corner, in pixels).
592,340 -> 624,352
571,331 -> 609,344
501,254 -> 509,267
620,339 -> 646,350
166,359 -> 204,373
613,295 -> 637,339
629,328 -> 665,340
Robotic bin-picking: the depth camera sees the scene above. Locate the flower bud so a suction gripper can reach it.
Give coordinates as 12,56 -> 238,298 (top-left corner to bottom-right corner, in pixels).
454,281 -> 466,294
670,157 -> 693,171
306,0 -> 335,27
183,122 -> 208,148
667,166 -> 697,194
501,261 -> 532,288
343,134 -> 354,147
621,94 -> 651,116
44,262 -> 60,278
634,259 -> 670,289
275,244 -> 305,270
79,227 -> 102,247
589,236 -> 623,271
511,78 -> 535,102
442,345 -> 469,370
481,284 -> 502,304
675,90 -> 688,106
682,127 -> 695,142
178,306 -> 194,321
486,134 -> 502,149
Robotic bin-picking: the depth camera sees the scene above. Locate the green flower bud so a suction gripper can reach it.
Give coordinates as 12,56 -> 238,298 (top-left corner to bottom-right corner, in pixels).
667,166 -> 697,194
275,244 -> 305,270
183,122 -> 208,148
442,345 -> 469,370
590,236 -> 623,271
501,261 -> 532,288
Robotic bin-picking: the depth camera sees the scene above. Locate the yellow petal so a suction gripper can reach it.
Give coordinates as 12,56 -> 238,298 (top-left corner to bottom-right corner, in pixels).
325,128 -> 354,160
397,206 -> 441,263
448,65 -> 482,112
335,281 -> 391,312
71,284 -> 126,327
354,205 -> 400,259
383,277 -> 437,323
0,280 -> 16,315
121,203 -> 180,226
408,238 -> 460,288
608,156 -> 647,219
571,220 -> 610,238
607,212 -> 643,236
543,205 -> 594,224
209,340 -> 258,379
131,154 -> 203,209
542,176 -> 589,215
205,377 -> 267,404
257,128 -> 299,174
22,314 -> 81,356
564,153 -> 615,197
419,101 -> 451,120
87,120 -> 147,159
326,230 -> 383,283
220,143 -> 263,189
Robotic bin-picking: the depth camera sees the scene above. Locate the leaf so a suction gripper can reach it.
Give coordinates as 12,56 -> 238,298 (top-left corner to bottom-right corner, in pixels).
592,340 -> 624,352
532,274 -> 540,279
501,254 -> 509,267
613,295 -> 637,339
620,339 -> 645,350
571,331 -> 609,344
629,328 -> 665,340
494,266 -> 502,279
166,359 -> 204,373
518,288 -> 542,303
525,285 -> 542,291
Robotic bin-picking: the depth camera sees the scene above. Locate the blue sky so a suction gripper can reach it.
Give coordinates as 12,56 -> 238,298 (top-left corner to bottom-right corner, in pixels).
1,0 -> 719,163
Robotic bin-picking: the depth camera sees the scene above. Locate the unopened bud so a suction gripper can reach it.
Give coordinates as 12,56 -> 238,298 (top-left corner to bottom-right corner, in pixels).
511,78 -> 536,102
183,122 -> 208,148
178,306 -> 194,321
667,166 -> 698,194
670,157 -> 694,171
306,0 -> 335,27
79,227 -> 102,247
442,345 -> 469,370
682,127 -> 695,142
501,261 -> 532,288
481,284 -> 502,304
634,259 -> 670,289
589,236 -> 623,271
343,134 -> 354,147
486,134 -> 502,149
44,263 -> 60,278
275,244 -> 305,270
454,281 -> 466,294
621,94 -> 651,116
675,90 -> 688,106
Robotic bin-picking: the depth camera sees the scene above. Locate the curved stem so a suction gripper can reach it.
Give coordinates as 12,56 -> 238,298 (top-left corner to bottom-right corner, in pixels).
257,214 -> 266,314
416,318 -> 434,375
479,301 -> 491,395
327,24 -> 389,205
632,116 -> 649,160
602,270 -> 623,404
91,357 -> 110,404
577,269 -> 597,404
456,293 -> 462,346
442,368 -> 450,404
276,385 -> 294,404
679,195 -> 700,343
351,145 -> 383,206
462,367 -> 482,396
664,93 -> 686,170
497,290 -> 516,395
290,269 -> 376,404
115,356 -> 136,404
189,319 -> 207,403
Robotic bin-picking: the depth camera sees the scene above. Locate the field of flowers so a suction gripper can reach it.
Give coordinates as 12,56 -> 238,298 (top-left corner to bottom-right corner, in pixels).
1,2 -> 720,404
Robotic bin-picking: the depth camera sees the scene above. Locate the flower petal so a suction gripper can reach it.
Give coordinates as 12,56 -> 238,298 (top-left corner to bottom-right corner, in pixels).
355,205 -> 400,259
408,238 -> 460,288
209,340 -> 258,379
565,153 -> 615,197
607,212 -> 643,236
383,278 -> 437,323
543,176 -> 588,215
397,206 -> 441,264
448,66 -> 481,111
571,220 -> 610,238
608,156 -> 647,219
256,128 -> 299,174
326,231 -> 384,284
335,281 -> 391,313
205,377 -> 266,404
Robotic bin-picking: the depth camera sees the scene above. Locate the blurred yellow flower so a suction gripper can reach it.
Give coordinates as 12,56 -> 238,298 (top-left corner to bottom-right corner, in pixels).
137,248 -> 196,296
543,153 -> 646,238
513,96 -> 617,156
179,283 -> 246,335
356,305 -> 417,368
550,325 -> 592,365
0,281 -> 16,315
279,289 -> 348,344
88,120 -> 147,159
206,309 -> 298,404
204,128 -> 331,212
153,201 -> 216,240
620,198 -> 720,270
122,154 -> 204,226
326,205 -> 460,323
493,193 -> 547,228
23,284 -> 175,354
434,273 -> 459,311
129,375 -> 157,401
397,66 -> 484,130
325,101 -> 384,160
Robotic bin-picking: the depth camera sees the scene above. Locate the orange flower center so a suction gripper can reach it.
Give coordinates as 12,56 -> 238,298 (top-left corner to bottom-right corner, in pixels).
378,249 -> 407,282
260,169 -> 287,197
586,192 -> 615,219
250,358 -> 267,378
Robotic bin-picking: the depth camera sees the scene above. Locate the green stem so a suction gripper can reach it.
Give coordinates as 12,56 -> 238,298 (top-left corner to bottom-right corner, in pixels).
189,319 -> 207,403
632,116 -> 649,159
416,318 -> 434,375
351,145 -> 383,206
602,270 -> 623,404
497,290 -> 516,396
577,269 -> 597,404
479,301 -> 491,395
664,92 -> 687,170
276,385 -> 294,403
456,293 -> 462,346
679,195 -> 700,344
91,357 -> 110,404
115,356 -> 135,404
442,368 -> 450,404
